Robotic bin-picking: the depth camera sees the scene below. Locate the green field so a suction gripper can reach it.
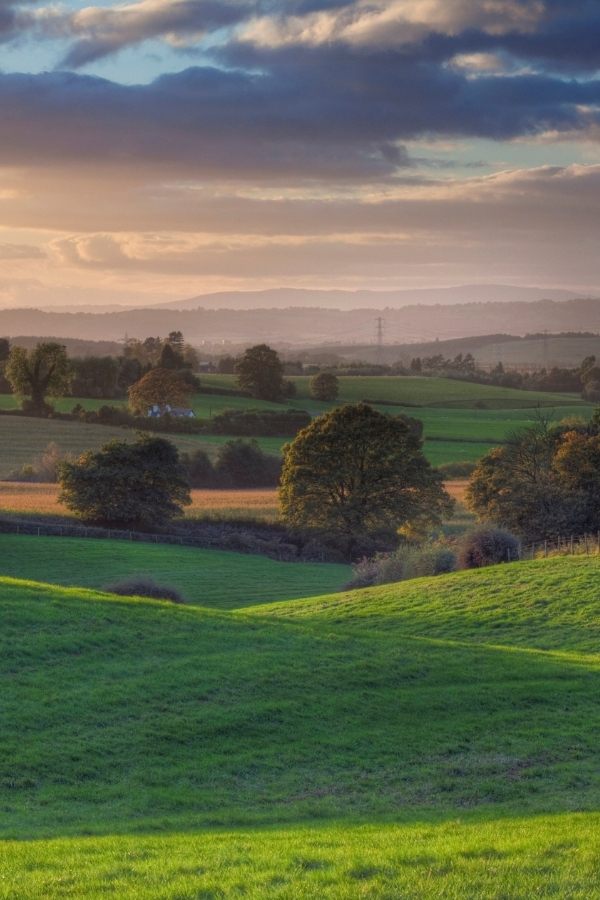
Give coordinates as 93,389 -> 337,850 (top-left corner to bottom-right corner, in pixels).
0,377 -> 594,476
0,415 -> 281,478
2,555 -> 600,895
0,534 -> 349,609
475,334 -> 600,369
201,373 -> 586,409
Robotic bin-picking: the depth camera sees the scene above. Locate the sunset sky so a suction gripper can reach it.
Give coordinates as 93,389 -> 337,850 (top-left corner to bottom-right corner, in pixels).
1,0 -> 600,307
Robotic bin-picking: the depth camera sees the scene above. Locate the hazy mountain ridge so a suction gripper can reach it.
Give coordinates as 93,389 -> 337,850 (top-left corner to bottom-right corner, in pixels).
1,297 -> 599,347
158,284 -> 581,311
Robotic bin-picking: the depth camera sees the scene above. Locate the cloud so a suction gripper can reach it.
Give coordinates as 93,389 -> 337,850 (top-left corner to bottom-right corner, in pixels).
0,56 -> 598,183
0,242 -> 45,259
55,0 -> 250,68
36,164 -> 600,288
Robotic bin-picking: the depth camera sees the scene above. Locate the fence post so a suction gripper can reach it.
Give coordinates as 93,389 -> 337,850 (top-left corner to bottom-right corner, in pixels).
544,540 -> 547,558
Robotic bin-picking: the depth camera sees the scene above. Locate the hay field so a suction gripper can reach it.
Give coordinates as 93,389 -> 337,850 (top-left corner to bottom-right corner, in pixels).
0,482 -> 279,520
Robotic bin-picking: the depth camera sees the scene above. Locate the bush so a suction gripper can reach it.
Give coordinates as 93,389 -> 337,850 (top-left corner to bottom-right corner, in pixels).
437,460 -> 476,479
5,442 -> 72,483
214,439 -> 282,488
209,408 -> 310,437
104,576 -> 186,603
345,542 -> 457,589
458,527 -> 520,569
183,448 -> 215,488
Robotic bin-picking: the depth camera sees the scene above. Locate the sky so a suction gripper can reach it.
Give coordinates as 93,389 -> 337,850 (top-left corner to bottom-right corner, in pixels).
1,0 -> 600,307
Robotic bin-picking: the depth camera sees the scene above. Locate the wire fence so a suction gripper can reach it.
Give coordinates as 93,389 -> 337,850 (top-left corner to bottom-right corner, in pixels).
0,517 -> 207,548
520,533 -> 600,561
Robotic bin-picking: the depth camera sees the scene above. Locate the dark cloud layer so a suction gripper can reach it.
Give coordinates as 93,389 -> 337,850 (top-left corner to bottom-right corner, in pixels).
0,49 -> 598,179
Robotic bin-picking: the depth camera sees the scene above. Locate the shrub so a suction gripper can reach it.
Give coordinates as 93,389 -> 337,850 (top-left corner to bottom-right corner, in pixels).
5,442 -> 72,483
437,460 -> 476,479
104,576 -> 186,604
345,542 -> 457,589
458,527 -> 520,569
209,408 -> 310,437
214,439 -> 281,488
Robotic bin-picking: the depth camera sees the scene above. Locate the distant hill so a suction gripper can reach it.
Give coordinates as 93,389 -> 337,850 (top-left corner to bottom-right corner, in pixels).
160,284 -> 581,311
0,297 -> 599,346
307,332 -> 600,368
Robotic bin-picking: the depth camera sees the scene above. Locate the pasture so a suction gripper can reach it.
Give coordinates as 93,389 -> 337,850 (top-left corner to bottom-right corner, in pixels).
0,534 -> 349,609
1,555 -> 600,895
201,373 -> 587,409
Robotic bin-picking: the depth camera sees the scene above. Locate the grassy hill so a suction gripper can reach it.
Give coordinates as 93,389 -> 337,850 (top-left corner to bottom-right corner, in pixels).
2,556 -> 600,895
0,534 -> 349,609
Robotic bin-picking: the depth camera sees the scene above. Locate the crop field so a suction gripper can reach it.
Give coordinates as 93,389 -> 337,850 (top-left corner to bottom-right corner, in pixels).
0,483 -> 280,520
2,555 -> 600,895
0,534 -> 349,609
0,482 -> 467,525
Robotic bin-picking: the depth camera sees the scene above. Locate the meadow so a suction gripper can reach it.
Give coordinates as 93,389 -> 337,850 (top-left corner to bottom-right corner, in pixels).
201,373 -> 587,409
1,554 -> 600,895
0,534 -> 349,608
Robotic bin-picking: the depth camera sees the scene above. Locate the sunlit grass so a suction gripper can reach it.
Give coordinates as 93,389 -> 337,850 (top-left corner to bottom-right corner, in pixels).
2,555 -> 600,894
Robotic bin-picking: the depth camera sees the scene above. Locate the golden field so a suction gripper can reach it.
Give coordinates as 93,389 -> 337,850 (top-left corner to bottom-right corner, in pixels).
0,483 -> 280,520
0,481 -> 467,523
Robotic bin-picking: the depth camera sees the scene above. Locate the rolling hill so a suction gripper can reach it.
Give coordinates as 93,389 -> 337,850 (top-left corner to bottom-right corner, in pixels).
2,555 -> 600,895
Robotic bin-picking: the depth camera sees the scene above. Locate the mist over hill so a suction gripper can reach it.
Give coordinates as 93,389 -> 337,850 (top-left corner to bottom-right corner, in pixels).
1,297 -> 599,348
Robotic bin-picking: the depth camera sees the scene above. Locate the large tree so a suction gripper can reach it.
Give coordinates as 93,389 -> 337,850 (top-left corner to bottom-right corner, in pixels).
5,342 -> 72,415
128,367 -> 192,415
59,434 -> 191,528
235,344 -> 285,401
279,403 -> 452,548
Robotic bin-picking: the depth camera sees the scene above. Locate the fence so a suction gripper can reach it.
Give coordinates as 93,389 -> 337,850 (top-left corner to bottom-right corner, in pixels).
0,516 -> 302,561
521,533 -> 600,561
0,516 -> 202,547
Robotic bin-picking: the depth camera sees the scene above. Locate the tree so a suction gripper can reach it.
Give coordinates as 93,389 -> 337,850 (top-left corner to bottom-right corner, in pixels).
310,372 -> 339,401
181,448 -> 215,488
159,342 -> 184,370
71,356 -> 119,399
167,330 -> 185,354
465,416 -> 600,541
279,403 -> 453,549
215,439 -> 281,488
235,344 -> 285,401
128,368 -> 192,415
5,342 -> 72,415
59,434 -> 191,528
217,355 -> 236,374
